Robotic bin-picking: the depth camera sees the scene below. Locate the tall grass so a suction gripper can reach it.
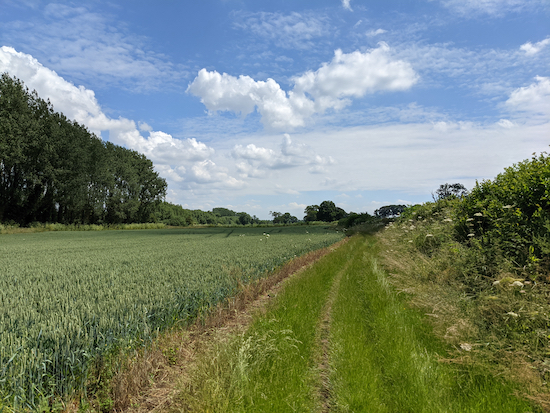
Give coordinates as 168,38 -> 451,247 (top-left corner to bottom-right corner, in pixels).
378,198 -> 550,409
330,236 -> 539,412
0,222 -> 168,234
176,235 -> 540,412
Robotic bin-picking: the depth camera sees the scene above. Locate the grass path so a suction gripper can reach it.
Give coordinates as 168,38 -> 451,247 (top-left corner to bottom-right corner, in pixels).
124,235 -> 541,412
328,236 -> 539,412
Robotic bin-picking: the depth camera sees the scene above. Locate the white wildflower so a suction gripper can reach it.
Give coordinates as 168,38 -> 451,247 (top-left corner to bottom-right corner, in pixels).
474,212 -> 483,217
506,312 -> 519,318
467,233 -> 475,237
511,280 -> 524,288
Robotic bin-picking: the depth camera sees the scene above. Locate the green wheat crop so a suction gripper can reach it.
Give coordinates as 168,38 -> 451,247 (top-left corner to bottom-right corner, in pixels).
0,226 -> 341,411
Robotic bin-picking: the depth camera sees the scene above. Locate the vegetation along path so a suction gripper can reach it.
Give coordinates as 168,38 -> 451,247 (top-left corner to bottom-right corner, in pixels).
153,235 -> 540,412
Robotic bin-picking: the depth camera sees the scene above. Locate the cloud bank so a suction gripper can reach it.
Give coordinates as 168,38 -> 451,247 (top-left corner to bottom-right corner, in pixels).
506,76 -> 550,118
187,44 -> 418,131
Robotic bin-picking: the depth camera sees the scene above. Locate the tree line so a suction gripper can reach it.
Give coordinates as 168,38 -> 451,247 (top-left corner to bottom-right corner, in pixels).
0,73 -> 425,228
0,73 -> 167,225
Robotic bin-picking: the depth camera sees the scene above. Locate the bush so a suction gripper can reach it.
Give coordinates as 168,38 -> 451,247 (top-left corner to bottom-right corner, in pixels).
455,152 -> 550,278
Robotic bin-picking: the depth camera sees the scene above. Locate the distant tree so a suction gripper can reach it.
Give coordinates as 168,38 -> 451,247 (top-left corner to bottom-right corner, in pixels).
273,212 -> 298,224
237,212 -> 252,225
339,212 -> 374,228
304,205 -> 319,222
335,207 -> 347,220
316,201 -> 347,222
433,183 -> 468,201
374,205 -> 407,218
213,207 -> 236,217
317,201 -> 336,222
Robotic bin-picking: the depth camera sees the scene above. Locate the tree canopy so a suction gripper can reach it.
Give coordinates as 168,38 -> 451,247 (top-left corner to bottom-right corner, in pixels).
0,73 -> 166,225
433,183 -> 468,201
374,205 -> 407,218
304,201 -> 347,222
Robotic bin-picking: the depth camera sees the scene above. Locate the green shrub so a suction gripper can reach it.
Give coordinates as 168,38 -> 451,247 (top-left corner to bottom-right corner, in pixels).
456,152 -> 550,278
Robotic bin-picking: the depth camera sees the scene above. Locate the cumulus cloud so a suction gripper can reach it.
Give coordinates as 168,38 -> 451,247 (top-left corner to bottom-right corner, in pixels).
293,44 -> 417,107
0,46 -> 241,190
520,37 -> 550,55
506,76 -> 550,117
188,44 -> 417,131
232,134 -> 335,177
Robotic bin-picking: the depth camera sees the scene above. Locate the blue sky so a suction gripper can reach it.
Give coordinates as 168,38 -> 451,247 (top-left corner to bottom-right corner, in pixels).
1,0 -> 549,219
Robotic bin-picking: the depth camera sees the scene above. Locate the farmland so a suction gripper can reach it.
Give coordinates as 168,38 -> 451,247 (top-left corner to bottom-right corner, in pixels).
0,226 -> 342,411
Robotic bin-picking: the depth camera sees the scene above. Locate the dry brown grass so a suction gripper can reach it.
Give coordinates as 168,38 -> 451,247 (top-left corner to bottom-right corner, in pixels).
93,238 -> 349,413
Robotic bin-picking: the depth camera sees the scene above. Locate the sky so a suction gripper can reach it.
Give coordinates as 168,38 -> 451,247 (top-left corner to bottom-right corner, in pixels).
1,0 -> 549,219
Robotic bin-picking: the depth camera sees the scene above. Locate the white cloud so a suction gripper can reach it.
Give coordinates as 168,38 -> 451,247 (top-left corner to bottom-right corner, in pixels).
436,0 -> 546,16
366,29 -> 387,37
520,37 -> 550,56
506,76 -> 550,117
292,44 -> 418,108
232,134 -> 334,177
188,44 -> 417,131
497,119 -> 516,128
233,11 -> 330,50
0,46 -> 243,191
342,0 -> 353,11
186,68 -> 309,130
3,3 -> 183,90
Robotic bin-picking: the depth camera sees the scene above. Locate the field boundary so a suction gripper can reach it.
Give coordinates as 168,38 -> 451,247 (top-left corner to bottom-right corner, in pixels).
107,238 -> 349,412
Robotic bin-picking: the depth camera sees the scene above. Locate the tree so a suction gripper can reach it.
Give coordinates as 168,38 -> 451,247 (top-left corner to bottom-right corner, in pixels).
213,207 -> 236,217
317,201 -> 336,222
433,183 -> 468,201
272,212 -> 298,224
237,212 -> 252,225
317,200 -> 347,222
0,73 -> 166,225
304,205 -> 319,222
374,205 -> 407,218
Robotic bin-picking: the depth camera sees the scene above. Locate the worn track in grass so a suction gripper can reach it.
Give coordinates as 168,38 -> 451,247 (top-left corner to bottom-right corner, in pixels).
112,239 -> 348,413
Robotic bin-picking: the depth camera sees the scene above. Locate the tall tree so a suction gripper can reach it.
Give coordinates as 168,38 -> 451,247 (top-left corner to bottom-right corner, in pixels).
0,73 -> 167,225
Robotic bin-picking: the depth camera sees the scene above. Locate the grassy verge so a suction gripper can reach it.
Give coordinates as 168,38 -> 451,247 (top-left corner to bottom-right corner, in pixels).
173,234 -> 541,412
378,199 -> 550,410
173,239 -> 352,412
330,236 -> 540,412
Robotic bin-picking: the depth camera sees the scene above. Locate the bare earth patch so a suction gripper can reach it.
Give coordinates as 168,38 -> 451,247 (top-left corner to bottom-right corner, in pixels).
111,239 -> 348,413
